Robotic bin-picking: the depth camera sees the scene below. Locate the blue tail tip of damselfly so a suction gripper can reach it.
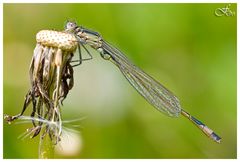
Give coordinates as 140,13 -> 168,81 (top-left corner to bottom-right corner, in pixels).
211,132 -> 221,143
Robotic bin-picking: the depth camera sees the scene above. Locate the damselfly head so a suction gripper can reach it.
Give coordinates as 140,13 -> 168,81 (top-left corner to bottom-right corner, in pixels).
65,21 -> 78,33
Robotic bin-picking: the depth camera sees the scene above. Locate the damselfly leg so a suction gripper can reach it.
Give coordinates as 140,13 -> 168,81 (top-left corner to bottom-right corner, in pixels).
70,43 -> 93,67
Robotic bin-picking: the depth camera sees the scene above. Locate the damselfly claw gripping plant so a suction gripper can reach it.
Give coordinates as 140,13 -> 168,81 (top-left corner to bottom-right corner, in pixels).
5,21 -> 221,144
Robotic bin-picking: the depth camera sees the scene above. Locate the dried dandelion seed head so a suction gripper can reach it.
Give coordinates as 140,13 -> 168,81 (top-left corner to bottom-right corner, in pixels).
36,30 -> 78,51
5,30 -> 78,144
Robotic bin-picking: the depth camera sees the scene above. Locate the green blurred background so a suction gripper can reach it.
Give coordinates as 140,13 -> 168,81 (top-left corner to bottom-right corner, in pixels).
3,3 -> 236,159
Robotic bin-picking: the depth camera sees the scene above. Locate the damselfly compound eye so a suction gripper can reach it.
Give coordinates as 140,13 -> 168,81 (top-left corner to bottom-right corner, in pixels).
64,21 -> 78,32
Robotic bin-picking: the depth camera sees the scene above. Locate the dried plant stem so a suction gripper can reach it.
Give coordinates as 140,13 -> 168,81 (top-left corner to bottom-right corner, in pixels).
38,78 -> 57,159
38,130 -> 55,159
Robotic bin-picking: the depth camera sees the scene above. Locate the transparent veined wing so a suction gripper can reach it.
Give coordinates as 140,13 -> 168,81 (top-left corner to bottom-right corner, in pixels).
101,40 -> 182,117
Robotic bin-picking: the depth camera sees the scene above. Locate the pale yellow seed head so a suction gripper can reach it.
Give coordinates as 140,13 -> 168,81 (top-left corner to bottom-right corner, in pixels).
36,30 -> 78,51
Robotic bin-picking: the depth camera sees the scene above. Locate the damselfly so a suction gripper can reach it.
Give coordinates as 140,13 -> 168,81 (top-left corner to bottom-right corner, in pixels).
64,21 -> 221,143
